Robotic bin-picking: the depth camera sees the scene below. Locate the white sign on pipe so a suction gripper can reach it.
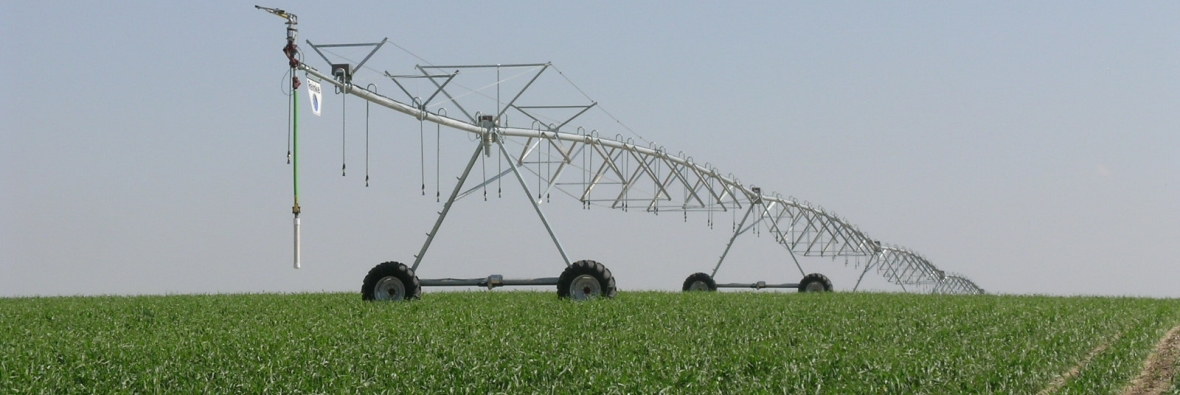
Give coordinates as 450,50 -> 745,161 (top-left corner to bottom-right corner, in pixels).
307,79 -> 322,116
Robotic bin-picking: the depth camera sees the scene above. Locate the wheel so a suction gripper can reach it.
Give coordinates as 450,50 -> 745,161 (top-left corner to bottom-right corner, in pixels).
362,261 -> 422,301
557,260 -> 617,300
682,272 -> 717,292
798,273 -> 833,292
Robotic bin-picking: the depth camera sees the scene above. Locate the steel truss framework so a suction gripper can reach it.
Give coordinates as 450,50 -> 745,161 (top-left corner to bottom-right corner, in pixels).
286,35 -> 984,295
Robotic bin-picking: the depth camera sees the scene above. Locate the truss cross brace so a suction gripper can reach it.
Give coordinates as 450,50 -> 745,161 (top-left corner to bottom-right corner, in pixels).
410,135 -> 575,272
853,253 -> 880,292
757,202 -> 808,278
496,134 -> 573,267
412,143 -> 485,271
712,200 -> 811,280
711,203 -> 757,278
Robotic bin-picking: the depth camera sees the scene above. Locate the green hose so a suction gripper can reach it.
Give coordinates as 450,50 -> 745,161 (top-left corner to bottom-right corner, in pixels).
293,85 -> 300,214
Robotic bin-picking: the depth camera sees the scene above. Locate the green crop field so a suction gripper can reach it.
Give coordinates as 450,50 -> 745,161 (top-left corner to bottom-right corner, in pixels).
2,291 -> 1178,394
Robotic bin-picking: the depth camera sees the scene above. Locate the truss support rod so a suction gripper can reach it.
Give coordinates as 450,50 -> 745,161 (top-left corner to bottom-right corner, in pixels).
878,253 -> 902,285
756,202 -> 807,278
497,135 -> 573,267
711,203 -> 758,278
457,168 -> 512,201
783,241 -> 808,278
496,64 -> 549,120
664,159 -> 706,208
412,143 -> 485,271
853,253 -> 880,292
878,256 -> 909,293
354,38 -> 388,74
540,144 -> 585,201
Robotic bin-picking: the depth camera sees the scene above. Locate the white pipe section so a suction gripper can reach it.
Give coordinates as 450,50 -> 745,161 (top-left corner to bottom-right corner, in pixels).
294,216 -> 301,269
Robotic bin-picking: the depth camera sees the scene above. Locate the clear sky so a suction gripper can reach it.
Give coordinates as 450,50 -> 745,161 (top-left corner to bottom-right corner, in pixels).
2,1 -> 1177,298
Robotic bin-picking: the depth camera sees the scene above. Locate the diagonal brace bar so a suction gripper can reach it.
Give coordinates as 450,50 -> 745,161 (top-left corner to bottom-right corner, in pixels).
711,203 -> 758,278
853,253 -> 880,292
412,143 -> 485,271
756,202 -> 807,278
496,135 -> 573,267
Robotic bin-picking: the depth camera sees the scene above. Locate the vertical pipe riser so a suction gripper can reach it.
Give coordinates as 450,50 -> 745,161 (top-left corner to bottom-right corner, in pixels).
294,217 -> 301,269
292,79 -> 301,269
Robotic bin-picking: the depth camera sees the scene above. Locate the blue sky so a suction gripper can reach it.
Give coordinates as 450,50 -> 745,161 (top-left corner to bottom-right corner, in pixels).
2,1 -> 1178,297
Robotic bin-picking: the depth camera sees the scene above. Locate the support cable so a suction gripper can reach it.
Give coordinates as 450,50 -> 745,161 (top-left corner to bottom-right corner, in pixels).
684,171 -> 688,222
419,114 -> 425,195
703,176 -> 712,227
285,69 -> 292,164
549,132 -> 554,202
496,65 -> 500,123
552,65 -> 649,145
436,110 -> 442,202
587,136 -> 594,208
654,149 -> 661,215
497,138 -> 503,198
365,83 -> 375,187
624,149 -> 630,212
482,140 -> 487,201
498,98 -> 505,193
496,71 -> 503,199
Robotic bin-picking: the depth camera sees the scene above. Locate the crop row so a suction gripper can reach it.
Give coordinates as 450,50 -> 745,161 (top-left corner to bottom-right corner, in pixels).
1,292 -> 1178,394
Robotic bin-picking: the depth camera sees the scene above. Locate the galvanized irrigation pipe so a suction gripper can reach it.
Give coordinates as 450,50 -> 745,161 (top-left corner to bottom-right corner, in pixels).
298,64 -> 878,254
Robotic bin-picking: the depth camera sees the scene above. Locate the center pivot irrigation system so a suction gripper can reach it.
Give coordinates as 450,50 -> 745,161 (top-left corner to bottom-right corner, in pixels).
257,7 -> 984,301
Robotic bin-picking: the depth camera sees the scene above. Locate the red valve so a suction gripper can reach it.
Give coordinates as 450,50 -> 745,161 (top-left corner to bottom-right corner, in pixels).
282,42 -> 300,68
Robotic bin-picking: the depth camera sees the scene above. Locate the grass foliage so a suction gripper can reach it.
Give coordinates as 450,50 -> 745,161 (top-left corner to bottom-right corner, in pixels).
2,291 -> 1179,394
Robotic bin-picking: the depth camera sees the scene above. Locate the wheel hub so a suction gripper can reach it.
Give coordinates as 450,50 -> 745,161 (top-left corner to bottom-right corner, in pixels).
569,274 -> 601,301
688,280 -> 710,291
373,276 -> 406,301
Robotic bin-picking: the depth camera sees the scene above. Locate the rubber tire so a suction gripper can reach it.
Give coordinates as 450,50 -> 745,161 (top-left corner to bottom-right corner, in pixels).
682,272 -> 718,292
798,273 -> 833,292
361,261 -> 422,301
557,260 -> 617,299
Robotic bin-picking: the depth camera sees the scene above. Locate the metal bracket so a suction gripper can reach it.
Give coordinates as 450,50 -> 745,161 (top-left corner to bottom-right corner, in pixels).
305,38 -> 388,84
385,70 -> 459,111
